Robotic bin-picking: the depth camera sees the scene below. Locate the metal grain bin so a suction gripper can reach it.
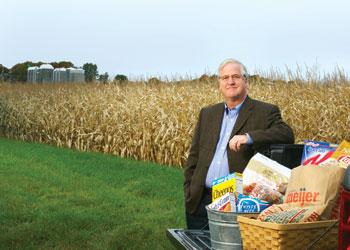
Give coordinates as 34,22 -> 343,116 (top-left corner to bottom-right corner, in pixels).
53,68 -> 68,83
38,64 -> 54,83
67,68 -> 85,82
27,66 -> 39,83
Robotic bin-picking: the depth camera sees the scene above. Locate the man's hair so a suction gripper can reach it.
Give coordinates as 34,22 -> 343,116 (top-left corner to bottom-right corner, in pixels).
218,58 -> 248,78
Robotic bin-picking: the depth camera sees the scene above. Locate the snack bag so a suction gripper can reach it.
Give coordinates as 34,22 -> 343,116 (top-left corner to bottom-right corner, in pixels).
249,183 -> 284,204
243,182 -> 256,195
258,203 -> 326,223
243,153 -> 291,191
236,194 -> 269,213
212,173 -> 243,201
301,140 -> 336,166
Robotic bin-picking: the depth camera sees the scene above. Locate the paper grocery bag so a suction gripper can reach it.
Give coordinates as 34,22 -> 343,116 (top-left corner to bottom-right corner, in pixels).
284,164 -> 345,220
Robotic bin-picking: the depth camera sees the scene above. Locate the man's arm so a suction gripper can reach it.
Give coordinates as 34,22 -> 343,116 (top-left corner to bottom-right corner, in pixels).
183,109 -> 203,200
248,105 -> 294,149
229,105 -> 293,152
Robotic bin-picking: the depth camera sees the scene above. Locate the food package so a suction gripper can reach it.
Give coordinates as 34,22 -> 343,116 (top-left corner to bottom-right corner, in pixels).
320,140 -> 350,168
259,163 -> 346,224
236,194 -> 270,213
301,140 -> 336,166
258,203 -> 326,223
249,183 -> 284,204
243,153 -> 291,191
208,192 -> 236,212
211,172 -> 243,201
285,163 -> 345,219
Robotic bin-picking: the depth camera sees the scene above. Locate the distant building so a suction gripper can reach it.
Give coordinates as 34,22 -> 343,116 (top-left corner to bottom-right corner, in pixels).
27,64 -> 85,83
38,64 -> 54,83
66,68 -> 85,82
27,66 -> 39,83
53,68 -> 68,83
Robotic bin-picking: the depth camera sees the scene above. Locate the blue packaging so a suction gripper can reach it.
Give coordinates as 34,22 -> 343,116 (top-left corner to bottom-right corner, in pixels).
301,140 -> 336,166
236,194 -> 270,213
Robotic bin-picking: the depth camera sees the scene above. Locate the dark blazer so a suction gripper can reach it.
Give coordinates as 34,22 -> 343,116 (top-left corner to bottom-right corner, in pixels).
184,96 -> 294,214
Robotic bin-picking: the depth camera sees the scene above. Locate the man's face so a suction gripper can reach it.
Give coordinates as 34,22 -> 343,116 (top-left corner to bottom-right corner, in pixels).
219,63 -> 248,104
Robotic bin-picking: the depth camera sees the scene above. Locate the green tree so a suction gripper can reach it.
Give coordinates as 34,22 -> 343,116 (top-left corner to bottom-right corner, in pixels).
51,61 -> 74,69
9,61 -> 47,82
198,74 -> 219,82
114,74 -> 128,82
98,72 -> 109,84
148,77 -> 161,84
0,64 -> 10,81
10,61 -> 35,82
83,63 -> 98,82
199,74 -> 210,82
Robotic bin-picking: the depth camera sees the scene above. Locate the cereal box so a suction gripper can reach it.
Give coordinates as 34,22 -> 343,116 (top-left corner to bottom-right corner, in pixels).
301,140 -> 336,166
320,140 -> 350,168
211,173 -> 243,201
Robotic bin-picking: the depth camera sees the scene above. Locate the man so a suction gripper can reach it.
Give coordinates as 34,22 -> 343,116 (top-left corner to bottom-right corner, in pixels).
183,58 -> 294,229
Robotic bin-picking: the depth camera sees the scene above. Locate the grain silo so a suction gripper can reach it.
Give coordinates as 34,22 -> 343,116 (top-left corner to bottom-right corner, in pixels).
27,66 -> 39,83
53,68 -> 67,83
67,68 -> 85,82
38,64 -> 54,83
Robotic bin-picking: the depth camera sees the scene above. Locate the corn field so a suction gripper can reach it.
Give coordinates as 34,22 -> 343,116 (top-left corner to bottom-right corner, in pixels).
0,79 -> 349,167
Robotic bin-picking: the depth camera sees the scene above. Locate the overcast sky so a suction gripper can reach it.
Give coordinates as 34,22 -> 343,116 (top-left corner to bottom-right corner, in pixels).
1,0 -> 349,79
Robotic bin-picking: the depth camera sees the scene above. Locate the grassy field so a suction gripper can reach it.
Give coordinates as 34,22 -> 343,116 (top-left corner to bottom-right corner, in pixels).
0,80 -> 349,167
0,138 -> 185,249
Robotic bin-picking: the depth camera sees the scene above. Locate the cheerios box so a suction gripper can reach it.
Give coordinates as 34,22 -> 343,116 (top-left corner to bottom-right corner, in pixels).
211,172 -> 242,201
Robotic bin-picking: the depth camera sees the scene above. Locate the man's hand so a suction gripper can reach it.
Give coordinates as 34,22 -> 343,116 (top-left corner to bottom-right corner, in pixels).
229,134 -> 248,152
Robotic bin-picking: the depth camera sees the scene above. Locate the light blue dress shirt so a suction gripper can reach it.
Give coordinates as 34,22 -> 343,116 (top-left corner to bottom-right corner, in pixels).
205,101 -> 252,188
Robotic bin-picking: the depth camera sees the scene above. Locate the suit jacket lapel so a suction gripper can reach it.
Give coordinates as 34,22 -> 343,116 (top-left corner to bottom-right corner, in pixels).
209,103 -> 225,155
230,96 -> 254,137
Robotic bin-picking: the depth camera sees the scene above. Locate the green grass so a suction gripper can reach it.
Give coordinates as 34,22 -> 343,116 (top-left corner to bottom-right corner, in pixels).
0,138 -> 185,249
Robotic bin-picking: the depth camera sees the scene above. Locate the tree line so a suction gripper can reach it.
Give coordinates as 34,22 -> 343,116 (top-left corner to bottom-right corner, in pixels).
0,61 -> 223,84
0,61 -> 129,83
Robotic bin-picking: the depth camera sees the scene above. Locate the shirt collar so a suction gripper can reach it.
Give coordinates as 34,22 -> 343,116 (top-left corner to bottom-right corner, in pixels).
224,97 -> 246,114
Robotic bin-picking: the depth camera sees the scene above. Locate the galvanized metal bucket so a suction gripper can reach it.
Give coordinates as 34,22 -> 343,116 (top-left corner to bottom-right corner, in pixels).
206,206 -> 243,250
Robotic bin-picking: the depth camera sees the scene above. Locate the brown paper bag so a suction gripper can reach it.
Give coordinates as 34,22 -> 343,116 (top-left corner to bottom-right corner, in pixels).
259,164 -> 345,223
285,164 -> 344,219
